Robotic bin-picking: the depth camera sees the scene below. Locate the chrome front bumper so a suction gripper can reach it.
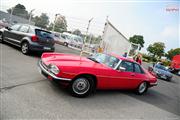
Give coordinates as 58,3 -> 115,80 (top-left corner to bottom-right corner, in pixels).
38,60 -> 71,81
150,81 -> 158,86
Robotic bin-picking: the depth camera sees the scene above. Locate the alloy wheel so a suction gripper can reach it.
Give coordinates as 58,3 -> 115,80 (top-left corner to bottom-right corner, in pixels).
138,82 -> 147,94
21,42 -> 29,54
72,78 -> 90,95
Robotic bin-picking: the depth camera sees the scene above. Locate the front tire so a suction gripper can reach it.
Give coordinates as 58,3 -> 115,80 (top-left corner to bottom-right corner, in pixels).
136,82 -> 148,95
69,76 -> 94,97
21,42 -> 30,55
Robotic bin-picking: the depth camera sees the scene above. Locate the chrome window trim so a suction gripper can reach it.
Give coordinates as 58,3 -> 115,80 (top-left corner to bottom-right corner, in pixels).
114,59 -> 122,70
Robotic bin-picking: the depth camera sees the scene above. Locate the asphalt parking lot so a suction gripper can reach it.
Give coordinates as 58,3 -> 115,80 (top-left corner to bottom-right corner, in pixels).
0,43 -> 180,120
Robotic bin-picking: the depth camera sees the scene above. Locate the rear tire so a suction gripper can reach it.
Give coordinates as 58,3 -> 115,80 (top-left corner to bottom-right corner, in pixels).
21,42 -> 30,55
69,76 -> 95,97
135,82 -> 148,95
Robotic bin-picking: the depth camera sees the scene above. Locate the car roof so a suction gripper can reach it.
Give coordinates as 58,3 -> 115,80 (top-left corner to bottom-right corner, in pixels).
108,53 -> 136,63
14,23 -> 49,32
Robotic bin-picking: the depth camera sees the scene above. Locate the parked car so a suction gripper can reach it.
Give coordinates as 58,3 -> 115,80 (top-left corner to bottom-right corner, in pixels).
0,19 -> 9,29
0,24 -> 55,54
152,63 -> 173,81
60,32 -> 72,46
51,32 -> 70,46
38,52 -> 157,97
69,34 -> 83,49
170,55 -> 180,75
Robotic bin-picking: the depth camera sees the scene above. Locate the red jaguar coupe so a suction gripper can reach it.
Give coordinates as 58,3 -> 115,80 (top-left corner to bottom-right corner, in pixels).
38,52 -> 157,97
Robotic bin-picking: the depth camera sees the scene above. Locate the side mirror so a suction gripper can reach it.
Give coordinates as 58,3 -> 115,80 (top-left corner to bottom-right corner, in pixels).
119,66 -> 126,72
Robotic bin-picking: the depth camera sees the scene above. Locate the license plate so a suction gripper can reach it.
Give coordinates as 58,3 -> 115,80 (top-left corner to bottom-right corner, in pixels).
44,47 -> 51,50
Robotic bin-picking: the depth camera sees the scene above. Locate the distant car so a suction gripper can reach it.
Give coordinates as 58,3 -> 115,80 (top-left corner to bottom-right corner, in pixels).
60,33 -> 72,46
68,34 -> 83,49
38,52 -> 157,97
153,63 -> 173,81
0,24 -> 55,54
0,20 -> 9,29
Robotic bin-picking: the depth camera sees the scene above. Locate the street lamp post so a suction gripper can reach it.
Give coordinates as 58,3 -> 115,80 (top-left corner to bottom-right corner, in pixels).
29,9 -> 35,24
80,18 -> 93,56
9,7 -> 14,25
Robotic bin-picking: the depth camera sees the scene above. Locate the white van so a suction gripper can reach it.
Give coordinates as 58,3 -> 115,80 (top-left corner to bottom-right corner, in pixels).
60,32 -> 73,46
62,32 -> 83,48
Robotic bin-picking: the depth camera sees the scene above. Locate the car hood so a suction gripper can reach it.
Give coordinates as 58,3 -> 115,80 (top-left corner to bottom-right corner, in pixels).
41,53 -> 110,70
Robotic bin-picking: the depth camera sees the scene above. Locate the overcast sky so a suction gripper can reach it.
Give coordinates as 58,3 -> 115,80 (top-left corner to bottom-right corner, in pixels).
0,0 -> 179,53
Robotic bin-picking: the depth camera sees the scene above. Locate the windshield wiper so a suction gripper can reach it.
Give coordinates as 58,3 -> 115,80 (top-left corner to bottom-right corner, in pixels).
87,57 -> 100,63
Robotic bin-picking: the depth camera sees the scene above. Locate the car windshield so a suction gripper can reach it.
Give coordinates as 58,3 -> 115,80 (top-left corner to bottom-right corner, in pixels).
155,64 -> 167,71
88,53 -> 120,69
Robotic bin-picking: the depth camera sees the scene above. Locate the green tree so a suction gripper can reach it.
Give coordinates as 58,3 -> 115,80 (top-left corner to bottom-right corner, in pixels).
129,35 -> 145,49
7,4 -> 28,18
147,42 -> 165,58
72,29 -> 82,36
52,15 -> 67,32
166,48 -> 180,60
33,13 -> 49,29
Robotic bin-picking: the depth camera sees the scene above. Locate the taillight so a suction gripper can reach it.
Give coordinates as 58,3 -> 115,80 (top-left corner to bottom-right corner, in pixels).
31,35 -> 38,42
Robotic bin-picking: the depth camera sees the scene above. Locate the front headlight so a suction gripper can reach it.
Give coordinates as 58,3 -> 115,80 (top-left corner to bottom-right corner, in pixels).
49,64 -> 60,74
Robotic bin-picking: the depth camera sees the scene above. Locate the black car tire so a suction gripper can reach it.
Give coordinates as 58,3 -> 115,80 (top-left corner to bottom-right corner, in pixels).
69,76 -> 95,97
64,42 -> 68,46
167,77 -> 172,81
21,42 -> 30,55
135,82 -> 148,95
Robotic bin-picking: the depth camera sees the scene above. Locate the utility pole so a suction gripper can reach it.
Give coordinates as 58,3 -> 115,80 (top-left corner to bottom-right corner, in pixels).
80,18 -> 93,56
9,7 -> 14,25
29,9 -> 35,24
52,13 -> 60,31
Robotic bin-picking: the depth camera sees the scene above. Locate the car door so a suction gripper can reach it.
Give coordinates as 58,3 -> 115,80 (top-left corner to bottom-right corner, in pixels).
3,24 -> 21,45
132,63 -> 147,89
106,60 -> 135,89
17,25 -> 30,42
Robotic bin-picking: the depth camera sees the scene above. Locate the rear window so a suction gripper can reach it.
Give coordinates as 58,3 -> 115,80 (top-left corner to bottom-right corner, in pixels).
35,29 -> 53,39
134,63 -> 144,74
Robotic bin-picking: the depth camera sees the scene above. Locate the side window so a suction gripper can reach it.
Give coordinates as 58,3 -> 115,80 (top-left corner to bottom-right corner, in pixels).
134,64 -> 142,73
19,25 -> 29,33
119,61 -> 133,72
10,24 -> 20,31
134,63 -> 145,74
107,57 -> 119,68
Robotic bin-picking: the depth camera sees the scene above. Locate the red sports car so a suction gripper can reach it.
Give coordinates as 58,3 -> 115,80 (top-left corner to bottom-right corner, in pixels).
38,52 -> 157,97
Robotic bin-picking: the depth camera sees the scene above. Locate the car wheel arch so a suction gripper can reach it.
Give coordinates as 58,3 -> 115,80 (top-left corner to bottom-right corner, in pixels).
21,39 -> 29,46
136,81 -> 149,94
72,74 -> 97,90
